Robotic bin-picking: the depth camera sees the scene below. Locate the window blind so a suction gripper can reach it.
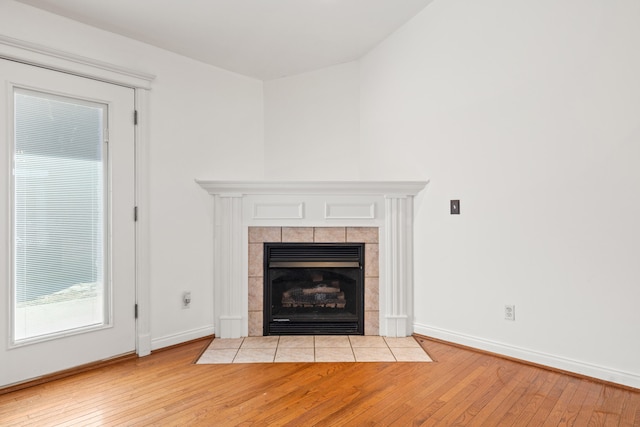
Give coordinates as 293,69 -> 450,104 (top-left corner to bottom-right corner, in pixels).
14,89 -> 107,341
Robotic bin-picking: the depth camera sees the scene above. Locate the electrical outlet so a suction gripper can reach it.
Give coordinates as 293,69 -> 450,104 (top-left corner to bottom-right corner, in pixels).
183,291 -> 191,309
504,305 -> 515,321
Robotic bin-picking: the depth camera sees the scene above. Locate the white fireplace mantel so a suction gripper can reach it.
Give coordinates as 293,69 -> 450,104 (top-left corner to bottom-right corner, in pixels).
195,180 -> 427,196
196,180 -> 427,339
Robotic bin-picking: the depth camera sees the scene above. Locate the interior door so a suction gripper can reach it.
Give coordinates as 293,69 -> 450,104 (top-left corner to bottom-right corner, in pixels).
0,59 -> 136,387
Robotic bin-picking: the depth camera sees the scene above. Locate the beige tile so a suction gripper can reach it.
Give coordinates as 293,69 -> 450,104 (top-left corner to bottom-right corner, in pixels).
346,227 -> 379,243
365,277 -> 379,311
364,244 -> 379,277
384,337 -> 421,348
275,347 -> 315,363
197,349 -> 238,364
314,227 -> 346,243
391,347 -> 432,362
315,347 -> 355,362
314,335 -> 351,348
208,338 -> 244,350
365,311 -> 379,336
233,348 -> 276,363
248,227 -> 281,243
248,277 -> 263,311
198,335 -> 432,365
349,335 -> 387,348
248,311 -> 263,337
241,336 -> 279,349
353,347 -> 396,362
282,227 -> 314,242
248,243 -> 264,277
278,335 -> 314,348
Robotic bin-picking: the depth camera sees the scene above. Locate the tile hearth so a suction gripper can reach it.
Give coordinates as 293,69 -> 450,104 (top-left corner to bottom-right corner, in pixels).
196,335 -> 432,364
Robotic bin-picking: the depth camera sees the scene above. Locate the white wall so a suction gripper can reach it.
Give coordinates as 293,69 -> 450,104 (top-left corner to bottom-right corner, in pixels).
359,0 -> 640,387
3,0 -> 639,389
0,2 -> 264,352
264,62 -> 359,179
252,0 -> 640,388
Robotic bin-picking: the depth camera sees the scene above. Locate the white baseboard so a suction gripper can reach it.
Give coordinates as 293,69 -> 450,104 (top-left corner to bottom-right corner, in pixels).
413,323 -> 640,390
137,332 -> 152,357
151,325 -> 215,351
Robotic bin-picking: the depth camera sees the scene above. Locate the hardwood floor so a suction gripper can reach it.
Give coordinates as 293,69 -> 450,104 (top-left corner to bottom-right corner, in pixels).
1,335 -> 638,426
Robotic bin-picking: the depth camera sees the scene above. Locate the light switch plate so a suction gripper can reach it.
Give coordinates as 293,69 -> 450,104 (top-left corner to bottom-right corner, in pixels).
450,200 -> 460,214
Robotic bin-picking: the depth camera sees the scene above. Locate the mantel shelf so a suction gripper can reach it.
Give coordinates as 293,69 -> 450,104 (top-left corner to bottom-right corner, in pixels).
195,180 -> 428,196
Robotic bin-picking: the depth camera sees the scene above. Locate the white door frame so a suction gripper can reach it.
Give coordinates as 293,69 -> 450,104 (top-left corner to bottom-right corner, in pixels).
0,35 -> 155,357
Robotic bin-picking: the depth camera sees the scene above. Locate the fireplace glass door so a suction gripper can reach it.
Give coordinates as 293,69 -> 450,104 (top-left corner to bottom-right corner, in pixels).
264,243 -> 364,335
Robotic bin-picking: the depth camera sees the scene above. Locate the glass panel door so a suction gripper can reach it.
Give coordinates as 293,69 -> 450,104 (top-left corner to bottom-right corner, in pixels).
13,89 -> 108,343
0,58 -> 136,388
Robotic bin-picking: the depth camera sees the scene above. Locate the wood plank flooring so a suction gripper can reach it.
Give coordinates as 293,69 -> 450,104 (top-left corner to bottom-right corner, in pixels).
1,335 -> 638,426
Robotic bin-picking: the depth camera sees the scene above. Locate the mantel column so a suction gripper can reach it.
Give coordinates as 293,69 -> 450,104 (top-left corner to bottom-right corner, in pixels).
383,195 -> 414,337
213,194 -> 244,338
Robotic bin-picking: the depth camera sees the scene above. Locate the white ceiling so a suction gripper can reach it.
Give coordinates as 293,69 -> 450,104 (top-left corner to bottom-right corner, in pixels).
17,0 -> 434,80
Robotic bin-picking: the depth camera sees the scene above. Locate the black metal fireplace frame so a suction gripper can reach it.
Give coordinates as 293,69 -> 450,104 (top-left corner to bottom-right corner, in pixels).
263,243 -> 365,336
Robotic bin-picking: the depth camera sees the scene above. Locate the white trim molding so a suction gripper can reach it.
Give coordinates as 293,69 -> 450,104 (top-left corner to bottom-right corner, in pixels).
196,180 -> 428,339
383,196 -> 415,337
414,323 -> 640,389
324,202 -> 376,219
134,89 -> 152,356
195,180 -> 427,196
213,195 -> 245,338
0,35 -> 155,89
151,325 -> 215,351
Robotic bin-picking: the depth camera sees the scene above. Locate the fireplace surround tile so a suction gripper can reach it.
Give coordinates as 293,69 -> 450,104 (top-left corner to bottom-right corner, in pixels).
282,227 -> 314,242
248,226 -> 378,336
364,244 -> 379,278
347,227 -> 379,243
248,311 -> 262,336
248,244 -> 264,277
314,227 -> 346,243
248,277 -> 263,311
365,278 -> 379,311
365,310 -> 380,336
249,227 -> 282,243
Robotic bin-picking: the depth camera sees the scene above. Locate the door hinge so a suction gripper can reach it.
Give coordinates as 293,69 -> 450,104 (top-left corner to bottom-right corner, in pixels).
103,128 -> 109,143
134,206 -> 138,222
135,304 -> 138,319
134,110 -> 138,125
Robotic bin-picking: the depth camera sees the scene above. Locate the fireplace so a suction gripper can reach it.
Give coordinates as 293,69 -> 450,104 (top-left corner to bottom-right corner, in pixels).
195,180 -> 427,338
264,243 -> 364,335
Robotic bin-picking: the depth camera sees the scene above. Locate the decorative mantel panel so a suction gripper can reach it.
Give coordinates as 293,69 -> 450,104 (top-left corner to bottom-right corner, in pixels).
196,181 -> 427,339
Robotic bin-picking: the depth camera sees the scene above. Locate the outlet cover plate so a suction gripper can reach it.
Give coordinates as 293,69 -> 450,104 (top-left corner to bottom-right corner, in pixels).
505,305 -> 515,321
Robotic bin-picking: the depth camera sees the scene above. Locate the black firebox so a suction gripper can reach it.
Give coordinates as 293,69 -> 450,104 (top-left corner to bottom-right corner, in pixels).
263,243 -> 365,335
